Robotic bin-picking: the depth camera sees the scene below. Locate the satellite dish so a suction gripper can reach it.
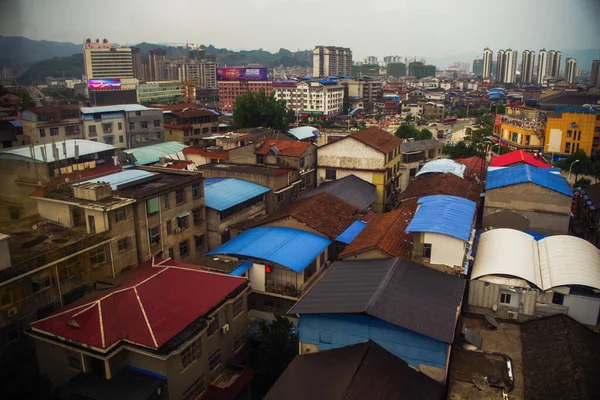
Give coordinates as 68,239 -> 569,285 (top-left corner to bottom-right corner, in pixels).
32,224 -> 38,230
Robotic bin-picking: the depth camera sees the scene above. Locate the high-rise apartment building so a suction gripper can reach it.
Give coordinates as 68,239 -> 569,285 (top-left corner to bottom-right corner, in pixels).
565,58 -> 577,84
313,46 -> 352,77
83,39 -> 134,79
365,56 -> 378,65
495,50 -> 517,84
548,50 -> 561,79
483,48 -> 493,79
521,50 -> 535,84
473,59 -> 484,76
178,60 -> 217,89
408,62 -> 436,79
131,47 -> 144,82
384,56 -> 402,63
591,60 -> 600,88
148,48 -> 167,81
537,49 -> 548,84
495,50 -> 505,82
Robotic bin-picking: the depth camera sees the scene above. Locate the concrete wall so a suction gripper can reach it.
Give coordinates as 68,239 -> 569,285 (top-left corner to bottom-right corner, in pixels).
36,199 -> 74,228
82,117 -> 127,148
34,339 -> 83,389
0,159 -> 50,222
126,109 -> 164,148
317,137 -> 385,172
298,313 -> 448,382
340,248 -> 389,260
206,201 -> 266,250
468,280 -> 538,316
484,183 -> 571,235
564,294 -> 600,326
22,120 -> 83,145
228,145 -> 258,165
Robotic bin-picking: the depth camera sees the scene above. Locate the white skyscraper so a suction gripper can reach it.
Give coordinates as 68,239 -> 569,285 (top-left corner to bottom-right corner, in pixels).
521,50 -> 535,84
548,50 -> 561,79
565,58 -> 577,84
537,49 -> 548,84
483,47 -> 493,79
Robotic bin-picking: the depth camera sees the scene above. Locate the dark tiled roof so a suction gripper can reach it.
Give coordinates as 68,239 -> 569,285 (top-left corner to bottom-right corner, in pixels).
402,139 -> 443,153
581,182 -> 600,207
399,173 -> 483,204
351,127 -> 402,153
198,163 -> 291,177
340,207 -> 415,259
288,258 -> 465,343
521,314 -> 600,400
67,368 -> 165,400
263,341 -> 445,400
299,175 -> 376,210
233,192 -> 359,239
255,140 -> 312,157
538,92 -> 600,107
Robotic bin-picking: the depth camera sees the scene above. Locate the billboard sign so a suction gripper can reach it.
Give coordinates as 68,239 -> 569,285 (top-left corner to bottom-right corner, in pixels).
217,67 -> 268,81
88,78 -> 121,90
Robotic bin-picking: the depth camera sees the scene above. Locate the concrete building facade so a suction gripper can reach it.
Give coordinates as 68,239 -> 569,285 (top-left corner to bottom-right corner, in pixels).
22,105 -> 82,144
313,46 -> 352,77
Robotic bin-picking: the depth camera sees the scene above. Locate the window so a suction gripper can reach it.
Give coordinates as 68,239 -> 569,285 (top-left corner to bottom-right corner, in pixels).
176,188 -> 186,205
39,128 -> 46,137
234,331 -> 245,353
50,127 -> 59,136
192,184 -> 200,199
117,238 -> 129,252
129,122 -> 135,130
299,156 -> 305,168
146,197 -> 159,215
177,215 -> 189,230
0,287 -> 13,308
387,150 -> 393,162
567,130 -> 572,138
141,121 -> 148,129
194,235 -> 204,249
180,337 -> 203,370
0,323 -> 19,347
202,127 -> 209,133
149,226 -> 160,247
256,154 -> 265,164
304,261 -> 317,282
67,350 -> 82,371
182,374 -> 206,400
300,175 -> 307,191
325,169 -> 337,180
207,314 -> 220,337
153,120 -> 160,127
564,142 -> 571,153
208,349 -> 221,372
166,220 -> 172,235
8,207 -> 19,220
578,131 -> 581,141
114,209 -> 126,223
119,136 -> 124,143
193,128 -> 200,136
409,167 -> 417,177
552,292 -> 565,305
422,243 -> 432,259
168,247 -> 174,259
118,122 -> 122,130
88,125 -> 97,136
90,247 -> 106,266
193,208 -> 203,225
179,240 -> 189,257
499,293 -> 512,304
232,297 -> 243,318
163,194 -> 170,209
135,111 -> 141,116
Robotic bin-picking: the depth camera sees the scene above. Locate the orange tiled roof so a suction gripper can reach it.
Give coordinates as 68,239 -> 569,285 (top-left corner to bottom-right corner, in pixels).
255,140 -> 312,157
399,173 -> 483,204
350,127 -> 402,154
340,207 -> 415,259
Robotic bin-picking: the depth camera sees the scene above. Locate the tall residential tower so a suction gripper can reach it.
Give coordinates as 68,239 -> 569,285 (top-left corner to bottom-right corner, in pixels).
548,50 -> 561,79
483,48 -> 493,79
537,49 -> 549,84
521,50 -> 535,84
313,46 -> 352,77
565,58 -> 577,84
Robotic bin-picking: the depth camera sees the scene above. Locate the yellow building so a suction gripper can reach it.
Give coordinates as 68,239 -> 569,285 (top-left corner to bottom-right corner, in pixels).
545,108 -> 597,157
495,110 -> 545,151
317,127 -> 402,213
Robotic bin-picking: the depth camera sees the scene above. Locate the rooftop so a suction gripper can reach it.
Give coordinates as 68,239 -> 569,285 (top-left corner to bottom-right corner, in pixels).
204,178 -> 270,211
198,162 -> 291,177
399,173 -> 483,205
24,104 -> 80,114
416,159 -> 466,179
76,169 -> 155,190
401,139 -> 442,153
31,258 -> 247,351
255,140 -> 313,157
124,141 -> 187,166
232,192 -> 359,239
340,208 -> 415,259
80,104 -> 158,114
170,109 -> 218,118
538,92 -> 600,108
455,156 -> 488,179
114,169 -> 203,200
152,103 -> 201,111
486,164 -> 573,197
206,226 -> 331,273
288,258 -> 465,344
350,127 -> 402,153
264,341 -> 444,400
406,195 -> 476,242
298,174 -> 376,210
288,126 -> 320,141
0,140 -> 115,163
182,147 -> 229,160
521,315 -> 600,400
490,150 -> 551,168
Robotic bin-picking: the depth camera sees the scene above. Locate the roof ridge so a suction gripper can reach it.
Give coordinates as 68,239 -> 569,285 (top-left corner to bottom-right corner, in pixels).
341,341 -> 373,398
365,259 -> 398,312
133,286 -> 158,348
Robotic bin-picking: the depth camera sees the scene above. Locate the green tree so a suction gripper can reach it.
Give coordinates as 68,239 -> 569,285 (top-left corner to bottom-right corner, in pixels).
232,90 -> 290,131
589,163 -> 600,184
574,177 -> 592,188
443,141 -> 480,159
394,124 -> 419,139
405,114 -> 415,124
415,128 -> 433,140
554,150 -> 591,181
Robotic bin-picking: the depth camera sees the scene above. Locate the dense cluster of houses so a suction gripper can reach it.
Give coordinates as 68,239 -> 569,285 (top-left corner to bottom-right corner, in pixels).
0,125 -> 599,400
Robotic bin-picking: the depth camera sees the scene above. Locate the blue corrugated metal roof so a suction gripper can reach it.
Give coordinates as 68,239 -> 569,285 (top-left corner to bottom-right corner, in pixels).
416,159 -> 466,179
205,178 -> 270,211
204,178 -> 225,186
486,164 -> 573,197
288,126 -> 319,140
124,141 -> 187,165
230,261 -> 252,276
406,195 -> 476,241
8,120 -> 22,127
77,170 -> 155,190
524,231 -> 549,241
206,227 -> 331,272
335,221 -> 367,244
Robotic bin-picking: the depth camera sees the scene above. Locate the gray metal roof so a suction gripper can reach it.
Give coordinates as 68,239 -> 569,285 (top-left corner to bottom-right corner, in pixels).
289,258 -> 465,343
298,174 -> 376,210
402,139 -> 443,153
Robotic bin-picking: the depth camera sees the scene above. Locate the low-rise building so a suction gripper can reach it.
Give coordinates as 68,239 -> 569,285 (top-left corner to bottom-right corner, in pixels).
468,229 -> 600,326
264,341 -> 445,400
80,105 -> 128,148
207,226 -> 331,316
317,127 -> 402,213
22,105 -> 82,144
406,195 -> 476,275
415,158 -> 466,179
272,80 -> 344,116
489,149 -> 551,168
399,139 -> 444,191
398,172 -> 483,208
484,165 -> 573,234
0,120 -> 26,149
28,258 -> 252,400
288,258 -> 465,383
163,109 -> 219,146
137,81 -> 184,104
204,178 -> 270,250
422,102 -> 445,120
298,174 -> 376,211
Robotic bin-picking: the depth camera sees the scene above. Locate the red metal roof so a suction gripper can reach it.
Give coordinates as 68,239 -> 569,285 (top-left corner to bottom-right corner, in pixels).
490,150 -> 551,168
183,147 -> 229,159
31,259 -> 246,350
255,140 -> 312,157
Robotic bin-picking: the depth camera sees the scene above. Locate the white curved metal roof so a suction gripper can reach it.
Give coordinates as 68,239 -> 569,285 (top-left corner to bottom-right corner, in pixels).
538,236 -> 600,291
471,229 -> 542,288
416,159 -> 466,178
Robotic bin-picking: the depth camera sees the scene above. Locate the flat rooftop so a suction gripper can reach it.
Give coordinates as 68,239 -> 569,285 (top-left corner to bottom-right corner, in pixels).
198,163 -> 291,177
114,169 -> 203,199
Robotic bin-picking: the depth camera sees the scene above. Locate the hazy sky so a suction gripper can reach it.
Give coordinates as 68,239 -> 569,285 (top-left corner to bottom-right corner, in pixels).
1,0 -> 599,60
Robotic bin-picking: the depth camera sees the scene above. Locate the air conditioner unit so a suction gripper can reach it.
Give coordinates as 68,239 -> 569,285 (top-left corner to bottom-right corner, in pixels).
7,307 -> 18,318
221,324 -> 230,335
506,310 -> 519,320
